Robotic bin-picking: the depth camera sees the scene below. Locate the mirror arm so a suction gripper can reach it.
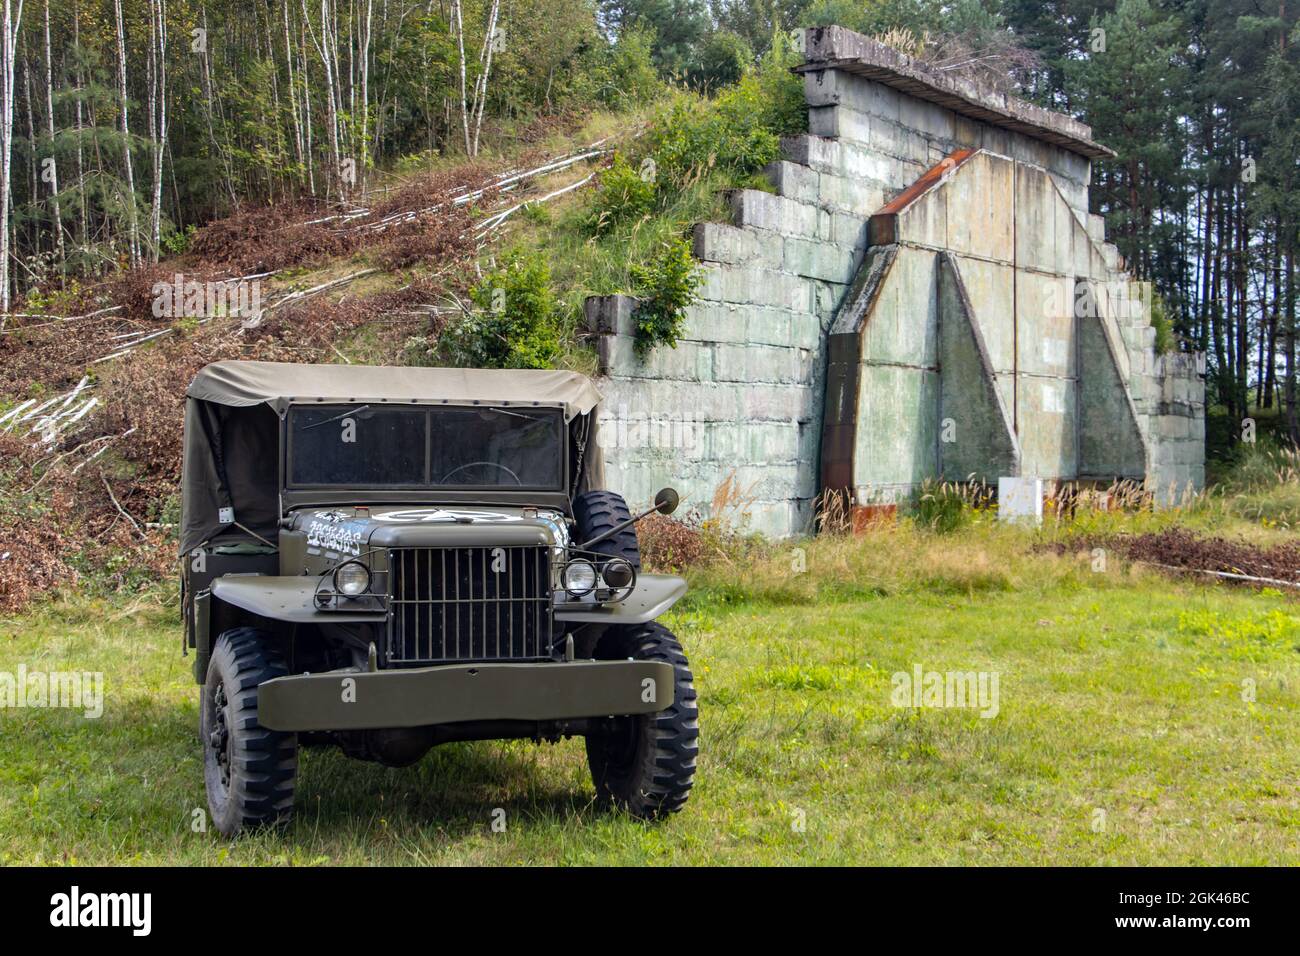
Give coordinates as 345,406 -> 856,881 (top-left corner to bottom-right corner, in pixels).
576,504 -> 660,551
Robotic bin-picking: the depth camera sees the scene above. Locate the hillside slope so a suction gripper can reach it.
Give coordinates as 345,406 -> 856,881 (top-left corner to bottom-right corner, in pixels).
0,50 -> 809,613
0,115 -> 631,612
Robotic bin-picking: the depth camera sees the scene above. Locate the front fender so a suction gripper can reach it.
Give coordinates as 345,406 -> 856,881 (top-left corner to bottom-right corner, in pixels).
553,573 -> 687,624
210,576 -> 388,624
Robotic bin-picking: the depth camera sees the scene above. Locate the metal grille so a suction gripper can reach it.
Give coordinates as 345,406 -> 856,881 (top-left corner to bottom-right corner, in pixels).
386,546 -> 552,665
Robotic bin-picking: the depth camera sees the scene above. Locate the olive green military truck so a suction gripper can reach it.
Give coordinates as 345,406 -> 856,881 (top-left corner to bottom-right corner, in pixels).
180,361 -> 697,836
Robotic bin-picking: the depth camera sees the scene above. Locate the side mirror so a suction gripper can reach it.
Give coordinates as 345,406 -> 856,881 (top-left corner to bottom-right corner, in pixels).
654,487 -> 680,516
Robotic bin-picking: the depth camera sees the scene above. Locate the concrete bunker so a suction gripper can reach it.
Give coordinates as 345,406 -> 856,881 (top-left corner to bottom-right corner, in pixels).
586,25 -> 1205,536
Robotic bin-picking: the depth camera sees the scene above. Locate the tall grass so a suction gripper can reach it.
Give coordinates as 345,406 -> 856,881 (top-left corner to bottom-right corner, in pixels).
665,458 -> 1300,611
1211,441 -> 1300,529
677,520 -> 1118,610
671,478 -> 1121,608
913,479 -> 995,533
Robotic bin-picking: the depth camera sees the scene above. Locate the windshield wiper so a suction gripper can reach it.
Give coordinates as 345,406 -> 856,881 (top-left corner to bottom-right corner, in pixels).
485,406 -> 546,421
300,405 -> 370,429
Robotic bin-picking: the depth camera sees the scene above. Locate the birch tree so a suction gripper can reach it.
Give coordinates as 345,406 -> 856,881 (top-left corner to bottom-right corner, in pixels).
359,0 -> 371,186
304,0 -> 341,195
21,33 -> 34,254
0,0 -> 22,311
42,0 -> 63,272
451,0 -> 502,158
470,0 -> 500,157
147,0 -> 167,259
283,0 -> 305,182
301,17 -> 315,195
111,0 -> 139,264
71,0 -> 86,246
452,0 -> 470,155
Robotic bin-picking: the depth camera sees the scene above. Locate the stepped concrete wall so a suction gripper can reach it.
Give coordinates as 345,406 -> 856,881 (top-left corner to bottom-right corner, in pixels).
584,25 -> 1205,534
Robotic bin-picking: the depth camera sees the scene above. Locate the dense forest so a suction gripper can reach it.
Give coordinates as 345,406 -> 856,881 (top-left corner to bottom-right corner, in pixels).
1,0 -> 1298,439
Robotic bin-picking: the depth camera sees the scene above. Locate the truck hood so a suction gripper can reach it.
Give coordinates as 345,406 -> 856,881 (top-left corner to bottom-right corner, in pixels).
291,505 -> 568,559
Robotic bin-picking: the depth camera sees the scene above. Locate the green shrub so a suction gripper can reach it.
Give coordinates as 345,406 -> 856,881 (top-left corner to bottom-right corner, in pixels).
161,224 -> 197,257
642,45 -> 805,194
520,202 -> 552,227
587,152 -> 657,235
18,278 -> 85,316
630,237 -> 702,355
393,150 -> 440,175
446,250 -> 560,369
646,90 -> 775,190
513,40 -> 803,364
736,38 -> 808,142
804,0 -> 937,37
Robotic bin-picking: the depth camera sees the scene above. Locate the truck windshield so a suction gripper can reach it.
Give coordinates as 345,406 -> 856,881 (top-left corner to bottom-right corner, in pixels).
287,404 -> 563,489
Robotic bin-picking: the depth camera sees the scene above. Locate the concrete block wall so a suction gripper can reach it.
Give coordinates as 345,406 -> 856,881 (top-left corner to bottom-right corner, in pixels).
584,269 -> 829,538
1144,352 -> 1207,500
580,152 -> 863,537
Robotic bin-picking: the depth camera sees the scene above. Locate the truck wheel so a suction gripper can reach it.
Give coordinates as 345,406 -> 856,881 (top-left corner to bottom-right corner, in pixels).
573,490 -> 641,570
585,622 -> 698,819
201,627 -> 298,837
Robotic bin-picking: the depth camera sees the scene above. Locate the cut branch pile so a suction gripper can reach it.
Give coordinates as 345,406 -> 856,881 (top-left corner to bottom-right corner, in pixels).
0,376 -> 97,447
1050,527 -> 1300,590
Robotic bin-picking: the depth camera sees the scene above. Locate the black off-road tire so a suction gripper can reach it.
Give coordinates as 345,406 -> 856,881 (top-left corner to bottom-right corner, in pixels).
585,622 -> 698,819
573,490 -> 641,570
201,627 -> 298,837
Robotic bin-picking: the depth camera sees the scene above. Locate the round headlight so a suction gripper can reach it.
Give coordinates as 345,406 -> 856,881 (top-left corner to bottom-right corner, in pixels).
333,562 -> 370,596
563,559 -> 598,596
602,557 -> 634,589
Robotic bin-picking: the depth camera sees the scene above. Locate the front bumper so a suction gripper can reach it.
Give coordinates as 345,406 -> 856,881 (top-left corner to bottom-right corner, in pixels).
258,659 -> 674,732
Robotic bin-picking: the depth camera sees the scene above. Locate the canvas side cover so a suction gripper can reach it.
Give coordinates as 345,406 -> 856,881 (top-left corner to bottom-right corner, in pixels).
180,399 -> 280,555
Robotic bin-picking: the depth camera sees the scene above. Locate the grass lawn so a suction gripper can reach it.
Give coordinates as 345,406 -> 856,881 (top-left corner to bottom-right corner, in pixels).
2,528 -> 1298,865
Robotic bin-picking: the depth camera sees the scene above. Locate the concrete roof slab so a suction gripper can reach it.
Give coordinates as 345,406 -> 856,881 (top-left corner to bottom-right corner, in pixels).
797,26 -> 1116,161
